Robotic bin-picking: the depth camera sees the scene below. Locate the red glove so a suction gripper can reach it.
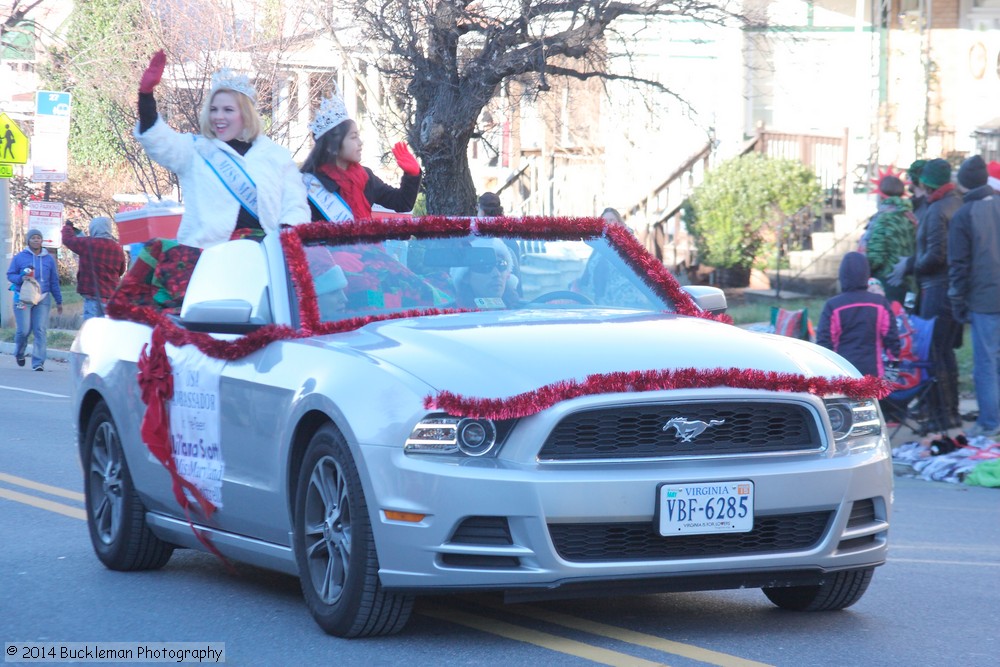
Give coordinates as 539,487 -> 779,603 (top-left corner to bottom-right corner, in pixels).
392,141 -> 421,176
139,50 -> 166,94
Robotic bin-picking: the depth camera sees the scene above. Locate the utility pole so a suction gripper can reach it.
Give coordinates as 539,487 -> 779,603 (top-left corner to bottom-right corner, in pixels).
1,177 -> 11,327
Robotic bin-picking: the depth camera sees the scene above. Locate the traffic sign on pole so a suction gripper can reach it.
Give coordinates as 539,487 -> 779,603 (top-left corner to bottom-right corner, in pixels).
0,112 -> 29,164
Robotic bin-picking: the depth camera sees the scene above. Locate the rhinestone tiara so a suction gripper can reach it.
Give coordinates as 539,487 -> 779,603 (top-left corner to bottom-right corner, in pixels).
210,68 -> 257,104
309,92 -> 351,140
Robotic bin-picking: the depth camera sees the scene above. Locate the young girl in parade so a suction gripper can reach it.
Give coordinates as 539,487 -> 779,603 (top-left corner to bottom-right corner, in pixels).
135,50 -> 308,248
300,91 -> 422,222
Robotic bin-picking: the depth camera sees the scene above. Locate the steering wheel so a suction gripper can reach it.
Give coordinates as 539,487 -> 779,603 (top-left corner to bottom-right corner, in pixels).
529,290 -> 595,305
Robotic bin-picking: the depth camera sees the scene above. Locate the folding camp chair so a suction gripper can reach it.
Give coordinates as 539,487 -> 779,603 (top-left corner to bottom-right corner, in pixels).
880,303 -> 940,438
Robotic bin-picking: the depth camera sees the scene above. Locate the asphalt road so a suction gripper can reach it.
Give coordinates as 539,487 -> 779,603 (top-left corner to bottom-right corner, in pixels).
1,353 -> 998,667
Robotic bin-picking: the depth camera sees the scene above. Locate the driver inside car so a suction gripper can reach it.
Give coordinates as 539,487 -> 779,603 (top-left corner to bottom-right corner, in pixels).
451,238 -> 520,309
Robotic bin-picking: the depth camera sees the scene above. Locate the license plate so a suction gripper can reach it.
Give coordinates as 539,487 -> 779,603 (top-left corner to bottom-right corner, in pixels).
656,480 -> 754,536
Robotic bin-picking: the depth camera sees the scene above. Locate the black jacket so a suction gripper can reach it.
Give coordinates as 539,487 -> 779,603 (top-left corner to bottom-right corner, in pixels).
907,186 -> 961,291
948,184 -> 1000,317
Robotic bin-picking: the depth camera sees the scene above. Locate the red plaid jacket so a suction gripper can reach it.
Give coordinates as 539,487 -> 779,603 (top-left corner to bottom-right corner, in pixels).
62,225 -> 127,301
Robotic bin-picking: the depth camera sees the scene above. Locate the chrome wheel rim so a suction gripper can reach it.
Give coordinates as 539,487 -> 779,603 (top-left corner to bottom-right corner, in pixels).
88,422 -> 124,545
303,455 -> 351,605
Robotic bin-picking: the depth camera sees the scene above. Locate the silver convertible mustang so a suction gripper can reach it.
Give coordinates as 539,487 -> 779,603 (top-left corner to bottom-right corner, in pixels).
71,216 -> 892,637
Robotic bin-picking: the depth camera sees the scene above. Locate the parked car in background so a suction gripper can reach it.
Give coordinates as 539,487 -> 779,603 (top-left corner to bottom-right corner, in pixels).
70,216 -> 892,637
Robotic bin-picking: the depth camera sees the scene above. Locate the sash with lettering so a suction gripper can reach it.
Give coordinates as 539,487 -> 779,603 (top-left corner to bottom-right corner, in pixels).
303,173 -> 353,222
193,137 -> 259,219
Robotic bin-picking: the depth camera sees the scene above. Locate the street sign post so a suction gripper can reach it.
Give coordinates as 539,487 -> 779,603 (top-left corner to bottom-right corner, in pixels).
0,112 -> 29,165
26,200 -> 64,248
32,91 -> 71,183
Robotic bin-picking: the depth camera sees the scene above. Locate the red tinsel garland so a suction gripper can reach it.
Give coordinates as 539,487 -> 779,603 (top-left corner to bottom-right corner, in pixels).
113,219 -> 885,534
424,367 -> 892,420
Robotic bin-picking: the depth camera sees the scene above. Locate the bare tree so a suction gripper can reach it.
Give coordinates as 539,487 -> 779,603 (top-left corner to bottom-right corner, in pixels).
340,0 -> 764,215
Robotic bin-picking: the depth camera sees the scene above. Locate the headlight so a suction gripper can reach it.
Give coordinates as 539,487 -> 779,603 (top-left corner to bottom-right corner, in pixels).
824,398 -> 882,453
405,415 -> 500,457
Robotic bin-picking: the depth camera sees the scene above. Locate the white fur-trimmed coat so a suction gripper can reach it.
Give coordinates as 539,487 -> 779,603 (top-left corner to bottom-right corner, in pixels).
135,119 -> 309,248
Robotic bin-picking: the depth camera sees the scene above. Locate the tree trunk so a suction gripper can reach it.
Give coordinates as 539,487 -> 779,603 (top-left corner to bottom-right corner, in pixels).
420,140 -> 478,216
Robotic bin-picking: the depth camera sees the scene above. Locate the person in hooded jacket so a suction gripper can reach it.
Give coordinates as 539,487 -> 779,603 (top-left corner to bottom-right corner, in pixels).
6,228 -> 63,371
61,217 -> 127,320
817,252 -> 900,377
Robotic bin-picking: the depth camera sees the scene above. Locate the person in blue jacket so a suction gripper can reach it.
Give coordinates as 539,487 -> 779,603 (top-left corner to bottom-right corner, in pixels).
817,251 -> 900,377
6,228 -> 63,370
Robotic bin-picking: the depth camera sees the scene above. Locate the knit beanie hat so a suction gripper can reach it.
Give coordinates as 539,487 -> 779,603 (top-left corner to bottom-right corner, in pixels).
919,158 -> 951,189
26,228 -> 42,241
879,175 -> 905,197
907,159 -> 926,185
958,155 -> 988,190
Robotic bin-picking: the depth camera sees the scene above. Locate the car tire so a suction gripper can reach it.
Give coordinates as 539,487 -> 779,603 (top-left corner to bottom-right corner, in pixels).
84,401 -> 174,571
293,425 -> 414,637
762,567 -> 874,611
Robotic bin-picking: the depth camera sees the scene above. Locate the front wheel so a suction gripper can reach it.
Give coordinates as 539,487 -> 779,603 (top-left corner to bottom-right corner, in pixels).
762,567 -> 874,611
293,425 -> 413,637
83,401 -> 173,571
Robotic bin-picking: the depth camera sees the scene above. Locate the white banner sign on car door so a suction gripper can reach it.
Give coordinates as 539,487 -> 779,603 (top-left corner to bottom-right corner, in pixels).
167,345 -> 226,508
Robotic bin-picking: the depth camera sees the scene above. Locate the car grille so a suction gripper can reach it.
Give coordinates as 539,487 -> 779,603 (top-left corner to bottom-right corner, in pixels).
538,401 -> 822,461
549,511 -> 832,562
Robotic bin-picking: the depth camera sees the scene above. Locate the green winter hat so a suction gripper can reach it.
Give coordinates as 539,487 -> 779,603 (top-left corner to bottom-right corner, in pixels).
919,158 -> 951,189
907,159 -> 927,184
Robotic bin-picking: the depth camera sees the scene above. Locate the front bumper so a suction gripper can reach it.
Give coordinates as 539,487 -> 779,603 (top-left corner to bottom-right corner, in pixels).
361,442 -> 892,593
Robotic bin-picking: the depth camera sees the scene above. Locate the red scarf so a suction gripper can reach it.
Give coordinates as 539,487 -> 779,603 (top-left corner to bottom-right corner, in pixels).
320,163 -> 371,219
927,182 -> 955,204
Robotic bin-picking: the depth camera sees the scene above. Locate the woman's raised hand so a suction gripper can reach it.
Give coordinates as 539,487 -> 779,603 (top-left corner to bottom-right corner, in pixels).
139,50 -> 167,94
392,141 -> 421,176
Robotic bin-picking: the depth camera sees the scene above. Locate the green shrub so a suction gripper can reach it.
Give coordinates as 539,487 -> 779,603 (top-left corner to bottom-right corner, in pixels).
687,154 -> 822,271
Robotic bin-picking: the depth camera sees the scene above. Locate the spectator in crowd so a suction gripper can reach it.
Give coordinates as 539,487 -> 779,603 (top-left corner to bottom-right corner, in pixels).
948,155 -> 1000,438
889,157 -> 963,430
863,175 -> 917,305
61,217 -> 127,320
135,50 -> 308,248
907,159 -> 929,222
817,251 -> 900,378
988,160 -> 1000,193
477,192 -> 504,217
301,92 -> 421,222
6,229 -> 63,371
600,207 -> 625,225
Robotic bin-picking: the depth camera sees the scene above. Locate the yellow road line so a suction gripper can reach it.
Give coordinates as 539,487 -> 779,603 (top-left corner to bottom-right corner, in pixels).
481,601 -> 773,667
420,603 -> 667,667
0,487 -> 86,520
0,472 -> 85,502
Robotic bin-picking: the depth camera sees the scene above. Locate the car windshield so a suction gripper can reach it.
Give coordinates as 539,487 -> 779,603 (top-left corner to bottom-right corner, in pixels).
300,234 -> 674,323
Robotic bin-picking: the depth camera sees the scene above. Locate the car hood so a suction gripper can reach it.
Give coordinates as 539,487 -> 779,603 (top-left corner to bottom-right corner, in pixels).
321,310 -> 856,397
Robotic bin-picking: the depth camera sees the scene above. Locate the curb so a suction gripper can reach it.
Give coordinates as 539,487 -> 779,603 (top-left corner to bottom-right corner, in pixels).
0,341 -> 71,363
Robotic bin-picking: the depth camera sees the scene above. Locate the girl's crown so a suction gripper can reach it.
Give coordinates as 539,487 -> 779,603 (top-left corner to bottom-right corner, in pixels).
309,93 -> 350,140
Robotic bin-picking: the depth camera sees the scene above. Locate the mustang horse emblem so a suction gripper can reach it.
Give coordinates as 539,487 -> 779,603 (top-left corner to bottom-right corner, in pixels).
662,417 -> 725,442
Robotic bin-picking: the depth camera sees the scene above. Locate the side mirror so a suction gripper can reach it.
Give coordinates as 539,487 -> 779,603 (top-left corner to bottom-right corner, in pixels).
181,299 -> 263,333
681,286 -> 727,315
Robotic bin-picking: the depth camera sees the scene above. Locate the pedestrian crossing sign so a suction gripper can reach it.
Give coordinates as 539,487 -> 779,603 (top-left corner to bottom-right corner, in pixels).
1,112 -> 29,164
